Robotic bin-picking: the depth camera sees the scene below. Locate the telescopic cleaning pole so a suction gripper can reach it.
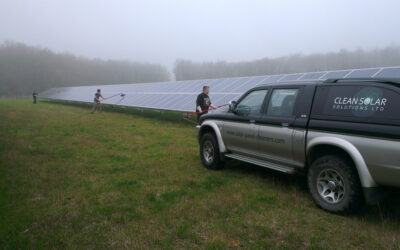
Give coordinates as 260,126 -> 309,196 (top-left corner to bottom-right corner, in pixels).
188,103 -> 229,117
104,93 -> 125,100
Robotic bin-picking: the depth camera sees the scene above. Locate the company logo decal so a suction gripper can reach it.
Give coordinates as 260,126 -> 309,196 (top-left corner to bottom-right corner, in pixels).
332,97 -> 387,111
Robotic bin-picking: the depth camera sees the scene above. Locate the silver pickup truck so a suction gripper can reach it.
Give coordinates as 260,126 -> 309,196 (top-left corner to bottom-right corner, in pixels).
196,78 -> 400,213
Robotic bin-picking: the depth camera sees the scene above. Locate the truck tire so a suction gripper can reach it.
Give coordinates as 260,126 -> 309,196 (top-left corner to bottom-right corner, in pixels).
200,132 -> 224,170
308,155 -> 364,213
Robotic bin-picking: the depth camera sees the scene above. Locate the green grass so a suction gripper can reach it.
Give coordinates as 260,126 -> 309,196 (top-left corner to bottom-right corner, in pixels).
1,99 -> 400,249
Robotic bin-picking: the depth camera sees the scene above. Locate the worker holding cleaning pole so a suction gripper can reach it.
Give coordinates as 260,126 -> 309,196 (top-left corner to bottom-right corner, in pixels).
91,89 -> 104,114
196,86 -> 216,123
91,89 -> 126,114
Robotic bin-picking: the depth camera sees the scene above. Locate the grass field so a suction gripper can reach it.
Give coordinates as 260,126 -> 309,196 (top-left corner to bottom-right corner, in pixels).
1,99 -> 400,249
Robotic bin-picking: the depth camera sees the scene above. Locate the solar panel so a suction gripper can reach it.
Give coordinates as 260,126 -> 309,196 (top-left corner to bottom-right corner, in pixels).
262,74 -> 286,83
321,70 -> 351,79
40,66 -> 400,113
375,67 -> 400,78
170,94 -> 194,110
346,68 -> 380,78
228,77 -> 252,92
280,73 -> 303,81
213,78 -> 236,92
235,76 -> 267,92
299,72 -> 326,80
178,81 -> 195,92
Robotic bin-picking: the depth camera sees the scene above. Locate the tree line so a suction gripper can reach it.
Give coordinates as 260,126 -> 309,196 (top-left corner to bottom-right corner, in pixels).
1,41 -> 400,98
173,46 -> 400,80
0,41 -> 170,97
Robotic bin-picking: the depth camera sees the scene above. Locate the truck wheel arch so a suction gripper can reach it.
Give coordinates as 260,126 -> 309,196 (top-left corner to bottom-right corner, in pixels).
306,137 -> 376,188
199,121 -> 227,153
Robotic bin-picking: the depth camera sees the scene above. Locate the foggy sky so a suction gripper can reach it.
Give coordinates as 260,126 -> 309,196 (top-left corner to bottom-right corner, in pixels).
1,0 -> 400,67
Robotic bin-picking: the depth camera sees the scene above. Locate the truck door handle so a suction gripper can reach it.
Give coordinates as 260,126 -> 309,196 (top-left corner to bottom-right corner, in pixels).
282,123 -> 289,127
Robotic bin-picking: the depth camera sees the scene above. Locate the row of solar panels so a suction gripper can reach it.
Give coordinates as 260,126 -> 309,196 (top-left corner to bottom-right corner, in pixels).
40,66 -> 400,113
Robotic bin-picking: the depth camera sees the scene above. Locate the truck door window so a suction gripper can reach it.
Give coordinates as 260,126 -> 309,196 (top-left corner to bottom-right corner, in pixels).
266,89 -> 299,117
236,89 -> 268,116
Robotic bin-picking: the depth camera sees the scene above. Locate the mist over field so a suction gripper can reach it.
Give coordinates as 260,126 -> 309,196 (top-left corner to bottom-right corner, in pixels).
1,0 -> 400,95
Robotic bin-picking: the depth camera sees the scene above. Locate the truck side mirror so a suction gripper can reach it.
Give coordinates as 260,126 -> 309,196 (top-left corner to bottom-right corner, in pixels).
229,101 -> 237,113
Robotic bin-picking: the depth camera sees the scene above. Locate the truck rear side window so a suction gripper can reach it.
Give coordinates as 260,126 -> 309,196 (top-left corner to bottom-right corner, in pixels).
312,85 -> 400,123
266,89 -> 299,117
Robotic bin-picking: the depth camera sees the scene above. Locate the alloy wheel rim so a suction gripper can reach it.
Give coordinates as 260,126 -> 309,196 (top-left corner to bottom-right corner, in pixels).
316,169 -> 346,204
203,140 -> 214,164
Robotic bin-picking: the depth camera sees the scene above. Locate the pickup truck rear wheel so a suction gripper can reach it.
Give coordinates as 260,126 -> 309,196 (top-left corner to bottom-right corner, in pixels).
308,155 -> 363,213
200,133 -> 224,170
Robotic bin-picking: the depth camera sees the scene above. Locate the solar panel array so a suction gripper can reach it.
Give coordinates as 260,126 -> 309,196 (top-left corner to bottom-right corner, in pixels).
40,66 -> 400,113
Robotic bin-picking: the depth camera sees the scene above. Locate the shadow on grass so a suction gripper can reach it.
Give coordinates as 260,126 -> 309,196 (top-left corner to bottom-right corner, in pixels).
224,159 -> 308,191
40,100 -> 197,126
223,159 -> 400,225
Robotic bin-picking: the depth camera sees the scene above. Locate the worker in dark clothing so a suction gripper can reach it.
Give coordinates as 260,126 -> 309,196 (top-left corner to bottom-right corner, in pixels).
91,89 -> 104,114
33,91 -> 38,104
196,86 -> 216,123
